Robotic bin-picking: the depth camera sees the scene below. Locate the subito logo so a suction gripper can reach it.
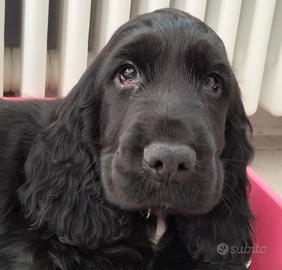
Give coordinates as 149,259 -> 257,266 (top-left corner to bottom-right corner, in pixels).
217,243 -> 229,255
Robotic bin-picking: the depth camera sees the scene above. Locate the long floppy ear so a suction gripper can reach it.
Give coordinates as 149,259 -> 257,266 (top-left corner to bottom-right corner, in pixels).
18,57 -> 131,249
222,78 -> 253,168
176,76 -> 254,268
219,76 -> 254,217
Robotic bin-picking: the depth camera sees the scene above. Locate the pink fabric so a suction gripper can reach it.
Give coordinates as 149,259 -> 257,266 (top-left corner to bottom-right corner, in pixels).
248,167 -> 282,270
1,97 -> 55,100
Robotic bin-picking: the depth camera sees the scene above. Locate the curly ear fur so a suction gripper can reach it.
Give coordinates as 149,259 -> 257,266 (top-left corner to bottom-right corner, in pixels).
18,59 -> 131,250
176,76 -> 253,268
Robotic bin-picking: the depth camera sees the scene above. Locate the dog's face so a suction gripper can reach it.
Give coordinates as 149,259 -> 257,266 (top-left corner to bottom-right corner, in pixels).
98,9 -> 237,216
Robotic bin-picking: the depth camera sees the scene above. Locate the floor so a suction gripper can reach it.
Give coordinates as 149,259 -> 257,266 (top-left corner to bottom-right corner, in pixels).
251,135 -> 282,196
250,109 -> 282,197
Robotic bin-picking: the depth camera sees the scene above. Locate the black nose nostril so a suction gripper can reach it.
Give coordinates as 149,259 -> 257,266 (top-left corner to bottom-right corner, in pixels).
178,162 -> 188,171
151,160 -> 163,171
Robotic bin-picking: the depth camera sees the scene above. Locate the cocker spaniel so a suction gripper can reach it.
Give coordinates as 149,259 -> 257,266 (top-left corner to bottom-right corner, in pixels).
0,8 -> 253,270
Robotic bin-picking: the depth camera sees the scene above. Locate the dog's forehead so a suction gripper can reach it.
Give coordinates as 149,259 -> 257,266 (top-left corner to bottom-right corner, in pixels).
109,8 -> 227,65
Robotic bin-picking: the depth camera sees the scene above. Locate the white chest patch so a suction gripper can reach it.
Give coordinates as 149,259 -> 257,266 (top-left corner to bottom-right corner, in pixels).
151,216 -> 167,245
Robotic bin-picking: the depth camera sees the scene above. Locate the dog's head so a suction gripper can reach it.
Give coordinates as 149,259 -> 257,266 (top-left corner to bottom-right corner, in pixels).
20,9 -> 252,249
98,9 -> 251,216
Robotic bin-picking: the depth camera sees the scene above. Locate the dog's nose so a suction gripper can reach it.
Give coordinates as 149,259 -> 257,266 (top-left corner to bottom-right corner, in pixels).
143,143 -> 196,182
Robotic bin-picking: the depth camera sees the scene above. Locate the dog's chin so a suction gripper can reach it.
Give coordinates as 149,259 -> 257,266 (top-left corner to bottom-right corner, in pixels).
101,169 -> 224,218
134,200 -> 220,217
103,188 -> 222,217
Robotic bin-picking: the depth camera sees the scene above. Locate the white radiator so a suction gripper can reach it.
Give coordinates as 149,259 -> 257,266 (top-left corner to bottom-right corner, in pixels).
0,0 -> 281,116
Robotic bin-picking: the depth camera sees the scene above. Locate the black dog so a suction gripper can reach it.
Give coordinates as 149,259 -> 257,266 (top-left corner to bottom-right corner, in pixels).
0,8 -> 253,270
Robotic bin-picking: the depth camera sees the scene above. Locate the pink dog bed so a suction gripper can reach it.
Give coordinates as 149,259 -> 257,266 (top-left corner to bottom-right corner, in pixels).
248,167 -> 282,270
1,98 -> 281,269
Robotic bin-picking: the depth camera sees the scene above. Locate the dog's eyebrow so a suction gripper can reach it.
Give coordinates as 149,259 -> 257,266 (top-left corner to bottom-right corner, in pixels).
183,39 -> 230,76
112,32 -> 163,65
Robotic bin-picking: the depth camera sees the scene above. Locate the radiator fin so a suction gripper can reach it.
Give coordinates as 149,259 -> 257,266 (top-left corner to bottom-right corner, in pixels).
58,0 -> 91,97
21,0 -> 49,97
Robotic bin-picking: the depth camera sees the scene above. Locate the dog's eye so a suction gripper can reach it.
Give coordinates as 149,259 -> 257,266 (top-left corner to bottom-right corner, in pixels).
119,64 -> 138,84
202,76 -> 222,96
